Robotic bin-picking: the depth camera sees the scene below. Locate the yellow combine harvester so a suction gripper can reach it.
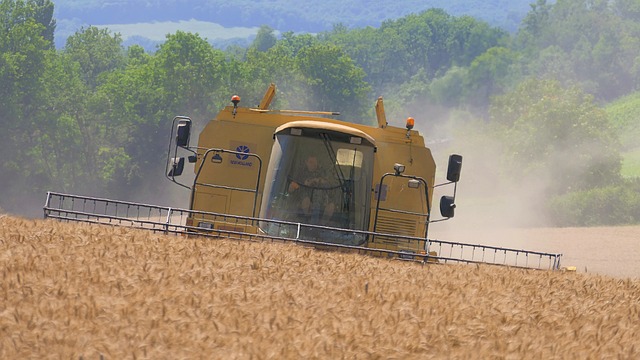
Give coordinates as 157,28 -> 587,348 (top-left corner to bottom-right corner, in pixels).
166,84 -> 460,257
44,84 -> 563,270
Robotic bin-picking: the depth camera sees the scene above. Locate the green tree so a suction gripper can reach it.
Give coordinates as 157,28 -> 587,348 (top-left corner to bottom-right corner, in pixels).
277,31 -> 319,57
490,78 -> 622,195
93,58 -> 167,198
613,0 -> 640,21
429,66 -> 468,107
63,26 -> 125,88
251,25 -> 277,52
0,0 -> 51,119
464,46 -> 518,108
324,9 -> 507,97
295,43 -> 371,122
244,42 -> 301,107
325,24 -> 407,92
31,0 -> 55,46
518,0 -> 552,52
447,16 -> 488,66
549,180 -> 640,226
516,0 -> 640,101
155,31 -> 227,117
0,0 -> 55,213
526,45 -> 576,86
31,52 -> 93,193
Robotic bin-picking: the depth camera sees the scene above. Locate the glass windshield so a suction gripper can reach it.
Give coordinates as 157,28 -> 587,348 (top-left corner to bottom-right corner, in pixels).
260,133 -> 374,245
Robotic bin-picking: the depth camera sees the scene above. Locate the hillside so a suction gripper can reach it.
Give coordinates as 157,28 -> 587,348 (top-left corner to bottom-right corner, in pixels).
1,215 -> 639,358
53,0 -> 533,48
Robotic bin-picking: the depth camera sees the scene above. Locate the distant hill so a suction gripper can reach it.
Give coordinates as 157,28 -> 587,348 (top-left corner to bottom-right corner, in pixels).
53,0 -> 535,49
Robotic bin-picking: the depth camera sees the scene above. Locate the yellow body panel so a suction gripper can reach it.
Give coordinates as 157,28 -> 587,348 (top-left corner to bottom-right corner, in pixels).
189,99 -> 437,252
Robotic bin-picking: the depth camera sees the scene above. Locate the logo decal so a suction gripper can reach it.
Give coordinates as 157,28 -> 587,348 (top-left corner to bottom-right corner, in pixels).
235,145 -> 250,160
229,141 -> 256,168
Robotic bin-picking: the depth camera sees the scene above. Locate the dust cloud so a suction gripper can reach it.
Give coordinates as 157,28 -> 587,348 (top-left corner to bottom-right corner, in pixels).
405,106 -> 640,279
409,108 -> 549,224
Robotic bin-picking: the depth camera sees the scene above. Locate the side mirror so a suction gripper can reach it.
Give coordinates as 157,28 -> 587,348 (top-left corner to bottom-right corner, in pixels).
168,157 -> 185,177
176,120 -> 191,147
440,196 -> 456,218
446,154 -> 462,183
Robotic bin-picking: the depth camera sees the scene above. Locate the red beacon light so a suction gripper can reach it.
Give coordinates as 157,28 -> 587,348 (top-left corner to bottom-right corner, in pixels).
231,95 -> 241,116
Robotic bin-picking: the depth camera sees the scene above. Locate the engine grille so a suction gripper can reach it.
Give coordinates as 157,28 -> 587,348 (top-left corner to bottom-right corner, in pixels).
374,214 -> 417,236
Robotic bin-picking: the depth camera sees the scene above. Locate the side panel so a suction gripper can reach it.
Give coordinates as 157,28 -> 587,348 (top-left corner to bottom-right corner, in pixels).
192,119 -> 275,217
367,131 -> 436,251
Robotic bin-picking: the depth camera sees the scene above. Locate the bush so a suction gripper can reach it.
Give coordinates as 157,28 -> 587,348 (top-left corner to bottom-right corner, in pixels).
548,179 -> 640,226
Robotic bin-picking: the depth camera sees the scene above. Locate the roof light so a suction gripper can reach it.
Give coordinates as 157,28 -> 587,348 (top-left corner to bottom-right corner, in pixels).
394,163 -> 405,175
406,117 -> 414,130
231,95 -> 241,117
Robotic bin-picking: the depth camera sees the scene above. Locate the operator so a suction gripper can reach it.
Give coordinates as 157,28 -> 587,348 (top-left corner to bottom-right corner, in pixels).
288,155 -> 336,224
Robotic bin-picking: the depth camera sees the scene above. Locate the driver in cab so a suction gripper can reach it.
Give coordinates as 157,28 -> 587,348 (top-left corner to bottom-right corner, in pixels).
288,155 -> 336,224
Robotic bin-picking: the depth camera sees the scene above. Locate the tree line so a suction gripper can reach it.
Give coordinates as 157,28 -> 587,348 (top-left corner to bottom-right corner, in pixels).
1,0 -> 638,225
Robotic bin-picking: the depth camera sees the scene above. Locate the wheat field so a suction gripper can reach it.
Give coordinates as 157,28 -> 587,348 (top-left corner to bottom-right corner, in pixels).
1,215 -> 639,359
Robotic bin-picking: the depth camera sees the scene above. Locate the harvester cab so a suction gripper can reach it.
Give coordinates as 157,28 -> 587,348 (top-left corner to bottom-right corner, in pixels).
259,120 -> 378,245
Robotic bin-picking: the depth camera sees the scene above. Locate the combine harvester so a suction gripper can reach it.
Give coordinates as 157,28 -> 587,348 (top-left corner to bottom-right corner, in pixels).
44,84 -> 563,271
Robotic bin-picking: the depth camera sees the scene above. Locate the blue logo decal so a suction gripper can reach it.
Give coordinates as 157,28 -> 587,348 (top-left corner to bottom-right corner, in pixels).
236,145 -> 250,160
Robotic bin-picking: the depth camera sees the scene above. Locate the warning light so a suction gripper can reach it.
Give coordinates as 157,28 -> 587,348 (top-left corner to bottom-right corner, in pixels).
406,117 -> 415,130
231,95 -> 241,117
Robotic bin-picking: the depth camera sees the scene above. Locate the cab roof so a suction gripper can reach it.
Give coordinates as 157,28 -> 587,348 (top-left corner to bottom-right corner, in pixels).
275,120 -> 376,147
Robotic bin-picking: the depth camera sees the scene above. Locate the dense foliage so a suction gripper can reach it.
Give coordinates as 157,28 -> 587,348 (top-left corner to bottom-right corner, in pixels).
549,179 -> 640,226
1,0 -> 638,225
490,79 -> 622,195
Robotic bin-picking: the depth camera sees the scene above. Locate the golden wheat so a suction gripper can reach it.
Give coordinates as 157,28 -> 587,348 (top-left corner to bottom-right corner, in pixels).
0,216 -> 638,359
